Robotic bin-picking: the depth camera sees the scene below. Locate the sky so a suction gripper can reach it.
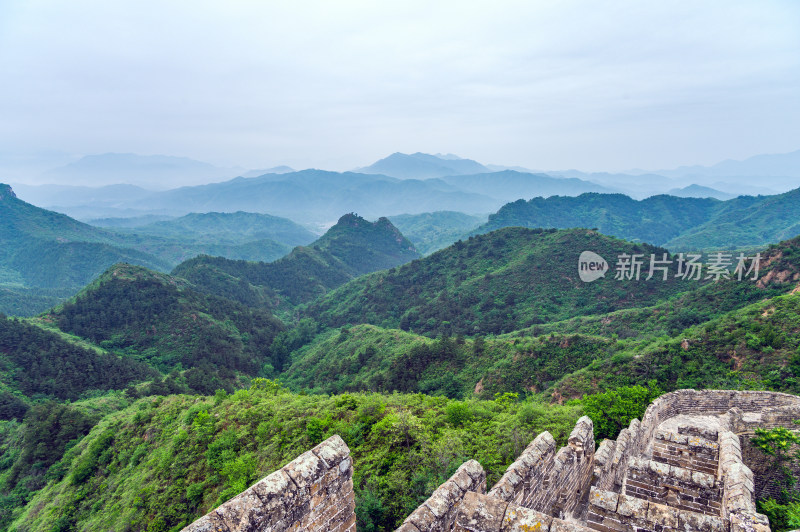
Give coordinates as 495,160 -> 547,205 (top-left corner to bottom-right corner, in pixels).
1,0 -> 799,182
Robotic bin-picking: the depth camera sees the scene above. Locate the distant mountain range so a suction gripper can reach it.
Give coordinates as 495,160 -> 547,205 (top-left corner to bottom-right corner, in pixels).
641,149 -> 800,180
15,167 -> 614,223
0,185 -> 322,315
40,153 -> 243,188
475,188 -> 800,251
355,152 -> 491,178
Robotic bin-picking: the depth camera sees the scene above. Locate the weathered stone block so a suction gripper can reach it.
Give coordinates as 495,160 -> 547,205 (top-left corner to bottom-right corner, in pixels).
501,504 -> 552,532
312,434 -> 350,469
648,460 -> 670,477
182,513 -> 228,532
551,518 -> 594,531
589,487 -> 618,512
214,487 -> 271,531
678,509 -> 725,532
461,460 -> 487,485
406,502 -> 439,531
451,468 -> 475,493
616,493 -> 648,519
426,480 -> 462,519
729,511 -> 771,532
691,470 -> 715,489
647,502 -> 678,528
284,450 -> 326,492
454,491 -> 508,532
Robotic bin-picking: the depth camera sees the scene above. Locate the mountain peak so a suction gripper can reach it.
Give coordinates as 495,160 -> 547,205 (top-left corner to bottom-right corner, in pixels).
0,184 -> 17,200
356,152 -> 489,179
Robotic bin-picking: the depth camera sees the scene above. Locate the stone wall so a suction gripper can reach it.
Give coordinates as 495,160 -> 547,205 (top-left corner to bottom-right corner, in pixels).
182,435 -> 355,532
396,460 -> 486,532
486,416 -> 595,520
624,457 -> 721,516
634,390 -> 800,460
453,491 -> 592,532
731,404 -> 800,500
179,390 -> 800,532
587,487 -> 728,532
592,418 -> 640,492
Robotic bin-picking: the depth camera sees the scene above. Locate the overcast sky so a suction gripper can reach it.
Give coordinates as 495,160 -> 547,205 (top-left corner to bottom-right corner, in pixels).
1,0 -> 798,181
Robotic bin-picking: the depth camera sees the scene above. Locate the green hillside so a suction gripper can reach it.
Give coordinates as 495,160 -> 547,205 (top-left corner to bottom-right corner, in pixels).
523,234 -> 800,341
664,188 -> 800,250
281,324 -> 620,399
118,211 -> 316,247
305,227 -> 703,336
42,264 -> 285,391
0,186 -> 321,315
172,213 -> 421,310
476,189 -> 800,251
389,211 -> 486,255
0,315 -> 157,411
4,383 -> 581,531
551,289 -> 800,400
106,211 -> 318,264
0,184 -> 170,292
475,193 -> 722,245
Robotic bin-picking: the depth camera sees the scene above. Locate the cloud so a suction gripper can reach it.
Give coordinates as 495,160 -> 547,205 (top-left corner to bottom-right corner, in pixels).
0,0 -> 798,182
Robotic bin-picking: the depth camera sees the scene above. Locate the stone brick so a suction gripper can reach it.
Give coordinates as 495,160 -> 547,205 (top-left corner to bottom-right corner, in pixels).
454,491 -> 508,532
616,493 -> 648,519
425,480 -> 462,519
691,471 -> 715,489
501,504 -> 552,532
677,509 -> 725,532
312,434 -> 350,469
405,503 -> 439,531
284,449 -> 326,492
589,488 -> 618,512
729,511 -> 771,532
213,487 -> 271,531
451,468 -> 476,493
551,518 -> 594,531
646,502 -> 678,528
183,513 -> 229,532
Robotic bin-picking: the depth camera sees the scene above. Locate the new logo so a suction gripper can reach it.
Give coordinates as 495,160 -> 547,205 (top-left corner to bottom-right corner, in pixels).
578,251 -> 608,283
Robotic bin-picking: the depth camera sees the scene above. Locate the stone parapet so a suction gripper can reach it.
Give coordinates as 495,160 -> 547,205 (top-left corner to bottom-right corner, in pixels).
453,491 -> 593,532
398,460 -> 486,532
182,435 -> 355,532
486,416 -> 595,520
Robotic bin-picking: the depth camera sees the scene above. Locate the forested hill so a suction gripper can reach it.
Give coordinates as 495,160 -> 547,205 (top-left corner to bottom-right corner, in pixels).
172,213 -> 420,309
0,184 -> 169,290
109,211 -> 317,248
304,227 -> 704,336
474,188 -> 800,251
42,263 -> 286,391
0,314 -> 157,415
474,193 -> 723,246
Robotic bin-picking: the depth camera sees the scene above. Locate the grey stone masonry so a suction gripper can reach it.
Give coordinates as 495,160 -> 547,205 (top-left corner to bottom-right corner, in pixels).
182,435 -> 355,532
453,491 -> 594,532
486,416 -> 595,521
398,460 -> 487,532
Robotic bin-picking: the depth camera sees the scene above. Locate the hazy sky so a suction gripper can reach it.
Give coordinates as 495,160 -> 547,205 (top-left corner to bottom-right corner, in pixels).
1,0 -> 799,179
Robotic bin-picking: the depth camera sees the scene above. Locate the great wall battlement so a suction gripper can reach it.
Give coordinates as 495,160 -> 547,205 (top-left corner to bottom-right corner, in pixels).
183,390 -> 800,532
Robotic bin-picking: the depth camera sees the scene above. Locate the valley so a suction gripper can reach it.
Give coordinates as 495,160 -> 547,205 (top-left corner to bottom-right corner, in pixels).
2,152 -> 800,530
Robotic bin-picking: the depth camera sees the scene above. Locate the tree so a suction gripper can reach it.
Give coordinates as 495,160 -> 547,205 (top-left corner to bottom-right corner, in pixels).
581,383 -> 662,440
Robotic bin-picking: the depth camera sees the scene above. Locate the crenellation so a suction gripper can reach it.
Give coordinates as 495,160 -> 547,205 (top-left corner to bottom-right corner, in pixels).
182,390 -> 800,532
